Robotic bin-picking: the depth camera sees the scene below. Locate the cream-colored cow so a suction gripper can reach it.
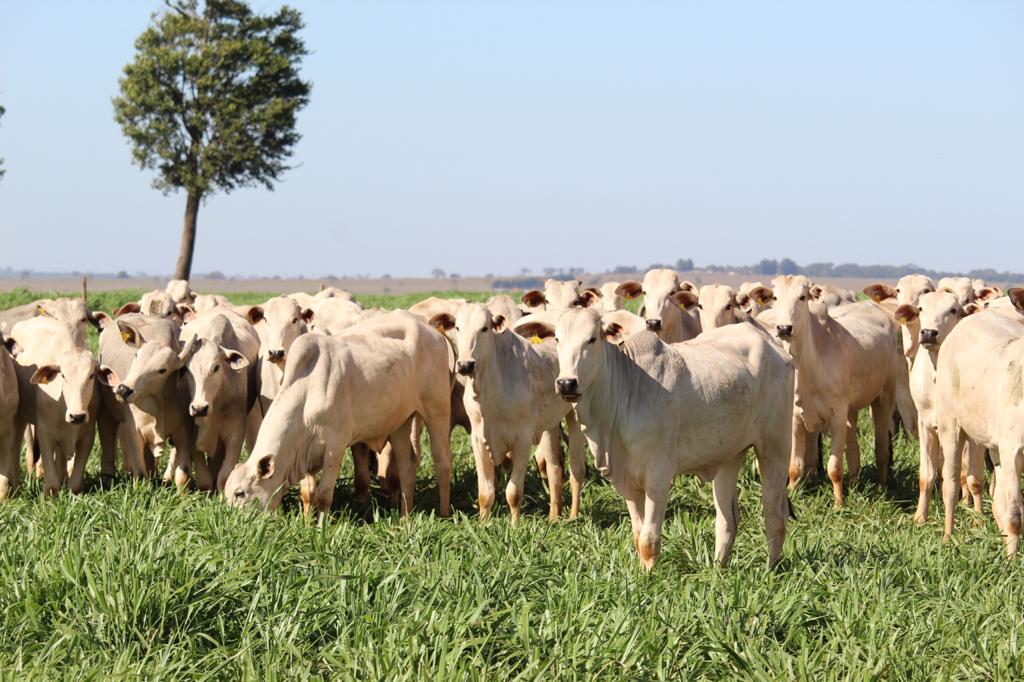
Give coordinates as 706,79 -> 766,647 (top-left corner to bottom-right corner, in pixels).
431,303 -> 584,523
933,289 -> 1024,554
9,317 -> 109,494
615,269 -> 700,342
697,284 -> 744,331
0,333 -> 22,499
737,282 -> 773,317
519,309 -> 794,569
770,276 -> 915,507
225,312 -> 454,517
178,309 -> 261,490
894,291 -> 981,525
864,274 -> 936,367
520,279 -> 585,311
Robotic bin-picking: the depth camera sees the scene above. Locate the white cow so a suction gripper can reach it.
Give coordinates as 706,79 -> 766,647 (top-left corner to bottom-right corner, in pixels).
518,308 -> 794,569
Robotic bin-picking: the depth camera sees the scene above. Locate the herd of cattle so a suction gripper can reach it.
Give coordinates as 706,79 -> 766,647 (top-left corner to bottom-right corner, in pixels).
0,271 -> 1022,569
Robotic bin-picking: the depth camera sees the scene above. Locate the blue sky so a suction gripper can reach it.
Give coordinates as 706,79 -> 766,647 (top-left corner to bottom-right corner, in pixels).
1,1 -> 1021,278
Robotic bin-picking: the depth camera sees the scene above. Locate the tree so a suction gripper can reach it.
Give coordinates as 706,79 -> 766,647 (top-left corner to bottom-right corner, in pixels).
431,268 -> 446,279
113,0 -> 311,280
675,258 -> 694,271
779,258 -> 799,275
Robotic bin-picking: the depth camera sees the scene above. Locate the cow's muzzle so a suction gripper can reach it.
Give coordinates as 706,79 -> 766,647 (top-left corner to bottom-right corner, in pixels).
645,319 -> 662,332
776,325 -> 794,339
267,349 -> 285,363
919,328 -> 939,347
556,377 -> 581,402
456,360 -> 476,377
190,403 -> 210,417
115,384 -> 134,401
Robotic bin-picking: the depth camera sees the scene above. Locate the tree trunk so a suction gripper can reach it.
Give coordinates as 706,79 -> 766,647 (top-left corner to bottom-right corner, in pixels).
174,191 -> 202,281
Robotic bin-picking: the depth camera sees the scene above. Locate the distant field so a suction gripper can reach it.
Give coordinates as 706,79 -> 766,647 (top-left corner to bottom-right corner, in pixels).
0,290 -> 1022,678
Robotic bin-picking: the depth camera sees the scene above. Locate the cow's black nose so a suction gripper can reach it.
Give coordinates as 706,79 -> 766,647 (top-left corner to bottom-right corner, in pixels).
556,377 -> 579,396
919,329 -> 939,345
67,412 -> 86,424
776,325 -> 794,339
190,403 -> 209,417
645,319 -> 662,332
115,384 -> 134,399
456,360 -> 476,377
267,349 -> 285,362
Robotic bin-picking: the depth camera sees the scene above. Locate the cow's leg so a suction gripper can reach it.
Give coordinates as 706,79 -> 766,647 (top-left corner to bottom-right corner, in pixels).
299,474 -> 316,517
845,410 -> 861,482
41,440 -> 67,496
712,455 -> 743,567
788,414 -> 809,487
966,441 -> 985,515
937,421 -> 965,542
216,435 -> 245,492
638,480 -> 672,571
389,419 -> 418,517
471,433 -> 496,520
0,423 -> 22,500
118,423 -> 147,478
505,437 -> 532,526
68,423 -> 96,494
313,445 -> 347,515
624,488 -> 644,553
994,442 -> 1022,556
913,422 -> 941,525
755,438 -> 789,568
423,412 -> 453,518
565,411 -> 585,520
349,443 -> 372,506
97,407 -> 118,486
871,396 -> 895,485
827,411 -> 849,508
191,450 -> 214,492
376,445 -> 401,508
538,427 -> 564,520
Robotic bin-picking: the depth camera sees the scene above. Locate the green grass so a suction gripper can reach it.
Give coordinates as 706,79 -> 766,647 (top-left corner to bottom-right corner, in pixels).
1,290 -> 1022,678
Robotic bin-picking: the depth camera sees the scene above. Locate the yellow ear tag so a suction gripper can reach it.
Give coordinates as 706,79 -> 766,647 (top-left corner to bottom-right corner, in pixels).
436,325 -> 447,334
678,303 -> 687,310
530,335 -> 543,344
121,331 -> 133,343
37,305 -> 48,316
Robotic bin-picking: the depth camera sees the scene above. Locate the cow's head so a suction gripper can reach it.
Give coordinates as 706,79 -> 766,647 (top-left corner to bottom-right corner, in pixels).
249,296 -> 310,365
895,290 -> 976,350
431,303 -> 506,379
697,284 -> 740,331
31,347 -> 114,424
181,337 -> 249,418
769,275 -> 816,341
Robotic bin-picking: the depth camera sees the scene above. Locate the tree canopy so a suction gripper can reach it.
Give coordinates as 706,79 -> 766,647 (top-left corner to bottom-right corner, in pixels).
113,0 -> 311,278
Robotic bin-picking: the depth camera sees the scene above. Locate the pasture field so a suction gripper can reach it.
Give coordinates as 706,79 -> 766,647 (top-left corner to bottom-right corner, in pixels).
1,289 -> 1022,679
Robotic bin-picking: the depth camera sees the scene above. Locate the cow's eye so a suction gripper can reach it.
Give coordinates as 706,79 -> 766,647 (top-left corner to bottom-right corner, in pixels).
158,368 -> 167,375
949,309 -> 956,314
213,365 -> 220,373
918,306 -> 923,312
586,337 -> 596,345
771,296 -> 777,302
799,295 -> 807,301
481,326 -> 488,333
454,326 -> 460,332
696,304 -> 703,309
924,289 -> 932,294
896,288 -> 901,294
725,304 -> 731,310
292,317 -> 298,324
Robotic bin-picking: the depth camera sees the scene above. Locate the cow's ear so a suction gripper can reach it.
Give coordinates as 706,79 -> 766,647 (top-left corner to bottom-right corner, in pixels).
1,334 -> 22,356
222,347 -> 249,371
300,308 -> 314,323
30,365 -> 61,385
679,281 -> 697,293
117,322 -> 144,348
96,365 -> 121,386
515,321 -> 555,341
576,289 -> 600,308
670,291 -> 698,310
520,290 -> 547,308
1008,288 -> 1024,314
749,286 -> 773,306
177,304 -> 196,324
809,285 -> 824,300
246,306 -> 265,325
113,302 -> 142,317
615,281 -> 643,301
975,287 -> 999,302
256,454 -> 275,479
894,304 -> 919,325
491,314 -> 507,332
962,303 -> 980,316
90,311 -> 112,330
429,313 -> 455,332
863,283 -> 896,303
603,321 -> 626,345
